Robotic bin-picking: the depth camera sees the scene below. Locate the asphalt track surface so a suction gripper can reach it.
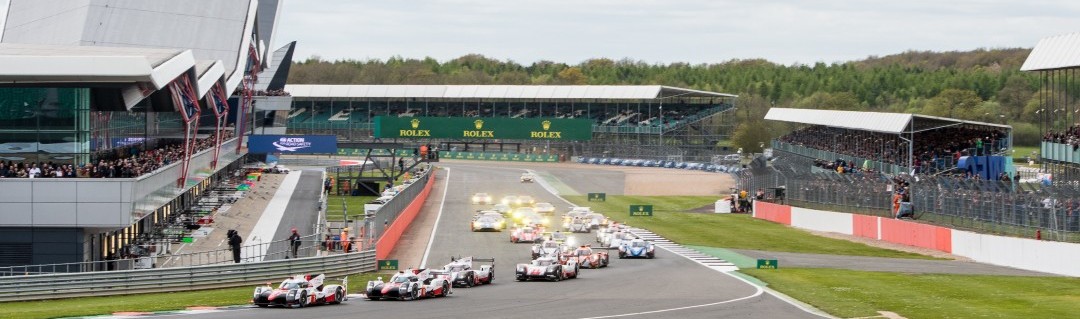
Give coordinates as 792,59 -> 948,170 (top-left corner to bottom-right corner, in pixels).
264,170 -> 323,261
182,164 -> 823,319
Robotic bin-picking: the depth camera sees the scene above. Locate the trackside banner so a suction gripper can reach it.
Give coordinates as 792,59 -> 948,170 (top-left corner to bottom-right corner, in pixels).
248,135 -> 338,154
374,117 -> 592,140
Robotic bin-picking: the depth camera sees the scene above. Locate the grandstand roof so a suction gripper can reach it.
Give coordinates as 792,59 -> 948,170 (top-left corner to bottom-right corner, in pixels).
764,108 -> 1011,134
285,85 -> 736,100
0,43 -> 195,89
1021,32 -> 1080,71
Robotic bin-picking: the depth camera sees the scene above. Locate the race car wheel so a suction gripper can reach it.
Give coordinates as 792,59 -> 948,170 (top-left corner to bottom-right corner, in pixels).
411,288 -> 420,300
297,291 -> 308,308
466,274 -> 475,287
368,295 -> 380,301
441,282 -> 450,297
619,253 -> 625,259
331,287 -> 344,304
256,304 -> 268,308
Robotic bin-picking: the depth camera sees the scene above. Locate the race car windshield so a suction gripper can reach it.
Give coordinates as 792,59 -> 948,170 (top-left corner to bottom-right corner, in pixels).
535,260 -> 552,266
391,276 -> 411,283
552,233 -> 566,240
543,242 -> 558,248
448,266 -> 465,271
576,249 -> 591,255
632,241 -> 647,247
280,282 -> 300,289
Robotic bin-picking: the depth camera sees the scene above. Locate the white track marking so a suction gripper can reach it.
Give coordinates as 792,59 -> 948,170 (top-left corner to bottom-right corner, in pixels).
419,168 -> 450,268
244,171 -> 301,261
513,165 -> 833,318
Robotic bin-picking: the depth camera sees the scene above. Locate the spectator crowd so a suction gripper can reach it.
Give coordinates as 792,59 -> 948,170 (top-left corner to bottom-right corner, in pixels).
1044,125 -> 1080,150
0,130 -> 234,179
780,125 -> 1007,174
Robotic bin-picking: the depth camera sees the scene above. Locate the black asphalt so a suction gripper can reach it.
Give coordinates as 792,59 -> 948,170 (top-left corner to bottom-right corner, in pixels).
184,163 -> 824,319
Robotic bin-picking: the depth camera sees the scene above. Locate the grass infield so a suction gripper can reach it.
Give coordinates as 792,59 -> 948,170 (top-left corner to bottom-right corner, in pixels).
0,272 -> 385,319
565,195 -> 936,259
742,268 -> 1080,319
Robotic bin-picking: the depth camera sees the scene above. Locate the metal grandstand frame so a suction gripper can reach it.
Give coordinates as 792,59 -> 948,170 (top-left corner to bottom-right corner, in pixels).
1022,32 -> 1080,183
284,85 -> 739,162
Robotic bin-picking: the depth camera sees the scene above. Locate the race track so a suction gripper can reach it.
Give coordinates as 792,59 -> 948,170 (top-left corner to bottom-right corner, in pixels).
182,163 -> 824,319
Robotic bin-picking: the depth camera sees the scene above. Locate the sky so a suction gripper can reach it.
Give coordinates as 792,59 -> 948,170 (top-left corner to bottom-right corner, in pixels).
274,0 -> 1080,66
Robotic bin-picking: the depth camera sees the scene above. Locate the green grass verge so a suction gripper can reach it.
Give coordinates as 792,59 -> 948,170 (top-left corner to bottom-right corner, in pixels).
1012,145 -> 1038,163
566,195 -> 937,259
325,194 -> 378,221
741,268 -> 1080,319
0,272 -> 386,319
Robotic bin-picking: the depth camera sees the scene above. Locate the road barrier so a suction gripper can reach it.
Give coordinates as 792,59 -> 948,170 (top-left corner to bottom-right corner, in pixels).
752,201 -> 1080,277
376,169 -> 436,260
0,250 -> 375,302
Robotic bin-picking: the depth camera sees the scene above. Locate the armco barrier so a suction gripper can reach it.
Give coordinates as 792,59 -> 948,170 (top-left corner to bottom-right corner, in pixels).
376,169 -> 436,260
753,201 -> 1080,277
0,250 -> 376,302
753,201 -> 791,225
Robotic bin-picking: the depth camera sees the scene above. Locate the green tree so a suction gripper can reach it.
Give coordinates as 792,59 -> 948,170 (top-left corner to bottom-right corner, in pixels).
732,120 -> 772,154
556,67 -> 587,85
922,89 -> 983,119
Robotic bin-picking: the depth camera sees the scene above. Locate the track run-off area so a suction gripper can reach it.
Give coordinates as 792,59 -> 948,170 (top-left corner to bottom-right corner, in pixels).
172,162 -> 827,319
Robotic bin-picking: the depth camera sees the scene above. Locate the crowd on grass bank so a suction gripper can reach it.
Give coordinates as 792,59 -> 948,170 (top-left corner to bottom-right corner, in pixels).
0,130 -> 234,179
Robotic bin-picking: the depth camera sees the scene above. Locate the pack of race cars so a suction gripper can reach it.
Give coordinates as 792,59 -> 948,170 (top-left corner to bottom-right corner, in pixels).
250,186 -> 658,307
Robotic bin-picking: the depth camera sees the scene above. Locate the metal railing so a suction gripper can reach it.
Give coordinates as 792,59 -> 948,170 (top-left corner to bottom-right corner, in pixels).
738,162 -> 1080,243
0,250 -> 375,302
0,234 -> 328,276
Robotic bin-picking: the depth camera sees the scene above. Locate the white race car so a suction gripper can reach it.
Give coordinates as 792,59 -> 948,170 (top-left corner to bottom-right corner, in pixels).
533,202 -> 555,215
430,257 -> 495,288
510,226 -> 544,243
531,240 -> 568,259
566,217 -> 591,233
252,274 -> 346,307
471,192 -> 493,205
520,173 -> 535,183
471,212 -> 506,232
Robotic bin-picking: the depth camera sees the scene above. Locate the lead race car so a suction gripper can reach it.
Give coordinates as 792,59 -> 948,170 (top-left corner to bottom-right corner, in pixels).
365,269 -> 451,301
618,238 -> 656,259
510,225 -> 544,243
252,274 -> 346,308
531,239 -> 569,259
515,255 -> 578,281
429,256 -> 495,288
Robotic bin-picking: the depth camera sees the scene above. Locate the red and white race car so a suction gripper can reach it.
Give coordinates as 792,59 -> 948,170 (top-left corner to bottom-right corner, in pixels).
515,255 -> 578,281
561,245 -> 609,269
252,274 -> 346,308
510,225 -> 544,243
429,256 -> 495,288
365,269 -> 451,301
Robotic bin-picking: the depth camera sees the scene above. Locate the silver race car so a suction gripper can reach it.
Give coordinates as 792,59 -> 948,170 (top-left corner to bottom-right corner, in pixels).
515,256 -> 578,281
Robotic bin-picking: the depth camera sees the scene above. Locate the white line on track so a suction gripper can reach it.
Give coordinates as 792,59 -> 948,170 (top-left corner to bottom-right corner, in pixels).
419,167 -> 450,268
515,165 -> 833,318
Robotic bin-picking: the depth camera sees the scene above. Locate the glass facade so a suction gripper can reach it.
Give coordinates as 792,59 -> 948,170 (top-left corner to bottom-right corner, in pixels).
0,87 -> 190,167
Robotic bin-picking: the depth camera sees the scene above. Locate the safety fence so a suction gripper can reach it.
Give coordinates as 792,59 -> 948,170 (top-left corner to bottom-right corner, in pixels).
0,234 -> 326,276
739,161 -> 1080,243
0,250 -> 375,302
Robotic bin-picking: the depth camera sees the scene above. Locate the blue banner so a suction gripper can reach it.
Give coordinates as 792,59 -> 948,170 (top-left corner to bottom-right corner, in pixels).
248,135 -> 338,154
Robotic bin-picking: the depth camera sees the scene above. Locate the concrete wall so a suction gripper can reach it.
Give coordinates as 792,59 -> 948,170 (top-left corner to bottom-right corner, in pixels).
376,173 -> 436,260
753,201 -> 1080,277
790,207 -> 853,235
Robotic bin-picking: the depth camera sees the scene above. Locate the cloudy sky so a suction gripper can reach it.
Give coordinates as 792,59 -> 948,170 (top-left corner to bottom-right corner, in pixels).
273,0 -> 1080,65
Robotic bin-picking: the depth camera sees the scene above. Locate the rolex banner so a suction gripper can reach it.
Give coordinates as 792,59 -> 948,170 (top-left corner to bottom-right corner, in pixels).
374,116 -> 592,140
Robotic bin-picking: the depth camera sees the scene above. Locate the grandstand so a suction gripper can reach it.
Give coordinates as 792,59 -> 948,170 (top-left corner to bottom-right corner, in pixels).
1023,32 -> 1080,184
0,0 -> 284,267
765,108 -> 1012,176
284,84 -> 738,161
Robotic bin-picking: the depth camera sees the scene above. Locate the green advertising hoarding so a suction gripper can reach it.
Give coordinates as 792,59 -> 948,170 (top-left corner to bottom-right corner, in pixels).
374,116 -> 592,140
440,151 -> 558,162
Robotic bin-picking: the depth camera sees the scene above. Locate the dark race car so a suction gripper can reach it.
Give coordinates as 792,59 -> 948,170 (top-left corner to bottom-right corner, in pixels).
252,274 -> 346,308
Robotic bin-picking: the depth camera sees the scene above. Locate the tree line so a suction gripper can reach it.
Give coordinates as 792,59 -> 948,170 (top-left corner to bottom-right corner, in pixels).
288,49 -> 1076,151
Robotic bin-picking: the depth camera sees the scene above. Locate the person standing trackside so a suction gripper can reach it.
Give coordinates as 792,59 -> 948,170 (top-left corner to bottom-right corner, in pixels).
288,228 -> 301,258
340,228 -> 351,253
227,230 -> 243,263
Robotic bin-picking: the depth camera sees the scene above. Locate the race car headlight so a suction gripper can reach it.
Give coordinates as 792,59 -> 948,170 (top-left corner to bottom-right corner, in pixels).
517,265 -> 525,272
